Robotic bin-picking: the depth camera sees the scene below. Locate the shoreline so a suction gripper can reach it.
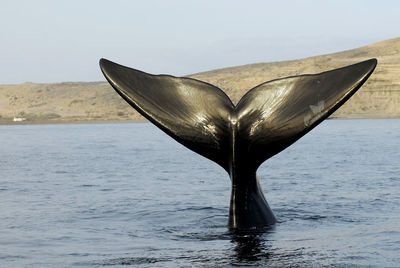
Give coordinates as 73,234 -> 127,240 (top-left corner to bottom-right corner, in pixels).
0,116 -> 399,126
0,118 -> 147,126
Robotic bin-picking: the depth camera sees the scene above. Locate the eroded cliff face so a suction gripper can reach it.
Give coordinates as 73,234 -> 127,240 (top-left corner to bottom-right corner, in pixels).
1,38 -> 399,123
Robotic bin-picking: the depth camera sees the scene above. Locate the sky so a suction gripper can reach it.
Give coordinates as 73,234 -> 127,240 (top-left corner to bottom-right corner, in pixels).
1,0 -> 399,84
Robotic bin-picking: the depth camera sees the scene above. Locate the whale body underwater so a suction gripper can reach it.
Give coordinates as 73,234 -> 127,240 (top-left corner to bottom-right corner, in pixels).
100,58 -> 377,230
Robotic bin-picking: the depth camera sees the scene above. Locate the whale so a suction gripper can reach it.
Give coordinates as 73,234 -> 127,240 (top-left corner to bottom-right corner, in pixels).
99,58 -> 377,230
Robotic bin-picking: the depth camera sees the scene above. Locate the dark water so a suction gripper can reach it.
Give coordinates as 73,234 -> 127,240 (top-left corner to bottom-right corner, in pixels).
1,120 -> 399,267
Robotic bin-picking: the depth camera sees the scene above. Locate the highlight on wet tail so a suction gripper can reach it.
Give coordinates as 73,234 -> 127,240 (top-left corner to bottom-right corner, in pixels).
99,58 -> 377,230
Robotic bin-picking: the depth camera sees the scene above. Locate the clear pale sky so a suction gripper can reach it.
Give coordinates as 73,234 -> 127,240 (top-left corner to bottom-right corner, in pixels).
1,0 -> 399,84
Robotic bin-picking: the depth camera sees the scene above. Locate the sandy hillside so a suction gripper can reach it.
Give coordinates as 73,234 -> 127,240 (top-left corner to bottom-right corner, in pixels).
1,37 -> 399,123
191,37 -> 400,118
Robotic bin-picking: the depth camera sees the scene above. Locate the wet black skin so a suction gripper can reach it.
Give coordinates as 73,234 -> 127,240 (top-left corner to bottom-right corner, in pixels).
100,58 -> 377,230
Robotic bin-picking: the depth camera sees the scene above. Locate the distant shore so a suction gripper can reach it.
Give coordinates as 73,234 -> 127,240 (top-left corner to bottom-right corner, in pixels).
2,38 -> 400,122
0,118 -> 147,126
1,116 -> 399,126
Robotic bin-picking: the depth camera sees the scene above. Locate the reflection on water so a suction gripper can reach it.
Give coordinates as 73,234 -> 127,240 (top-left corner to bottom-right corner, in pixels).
231,232 -> 272,264
228,229 -> 315,267
96,230 -> 313,267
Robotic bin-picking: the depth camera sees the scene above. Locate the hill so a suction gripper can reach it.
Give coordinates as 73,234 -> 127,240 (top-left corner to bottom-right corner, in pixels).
1,37 -> 399,124
191,37 -> 400,119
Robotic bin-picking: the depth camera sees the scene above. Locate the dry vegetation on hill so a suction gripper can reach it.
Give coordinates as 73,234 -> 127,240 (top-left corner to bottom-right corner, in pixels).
1,37 -> 399,124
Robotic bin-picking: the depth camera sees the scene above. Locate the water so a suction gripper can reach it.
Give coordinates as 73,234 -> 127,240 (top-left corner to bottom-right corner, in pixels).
0,120 -> 399,267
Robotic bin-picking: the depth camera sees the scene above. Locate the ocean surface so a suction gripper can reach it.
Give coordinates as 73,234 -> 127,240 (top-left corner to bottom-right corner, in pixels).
0,120 -> 399,267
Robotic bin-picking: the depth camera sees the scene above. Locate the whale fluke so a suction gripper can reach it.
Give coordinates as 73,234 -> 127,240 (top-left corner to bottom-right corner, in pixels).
100,58 -> 377,230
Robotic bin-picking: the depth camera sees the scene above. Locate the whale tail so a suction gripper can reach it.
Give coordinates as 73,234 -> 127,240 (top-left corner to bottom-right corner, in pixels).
100,58 -> 377,229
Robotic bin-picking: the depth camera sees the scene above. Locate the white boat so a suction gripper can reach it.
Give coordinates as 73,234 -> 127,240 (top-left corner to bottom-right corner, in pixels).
13,117 -> 26,122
